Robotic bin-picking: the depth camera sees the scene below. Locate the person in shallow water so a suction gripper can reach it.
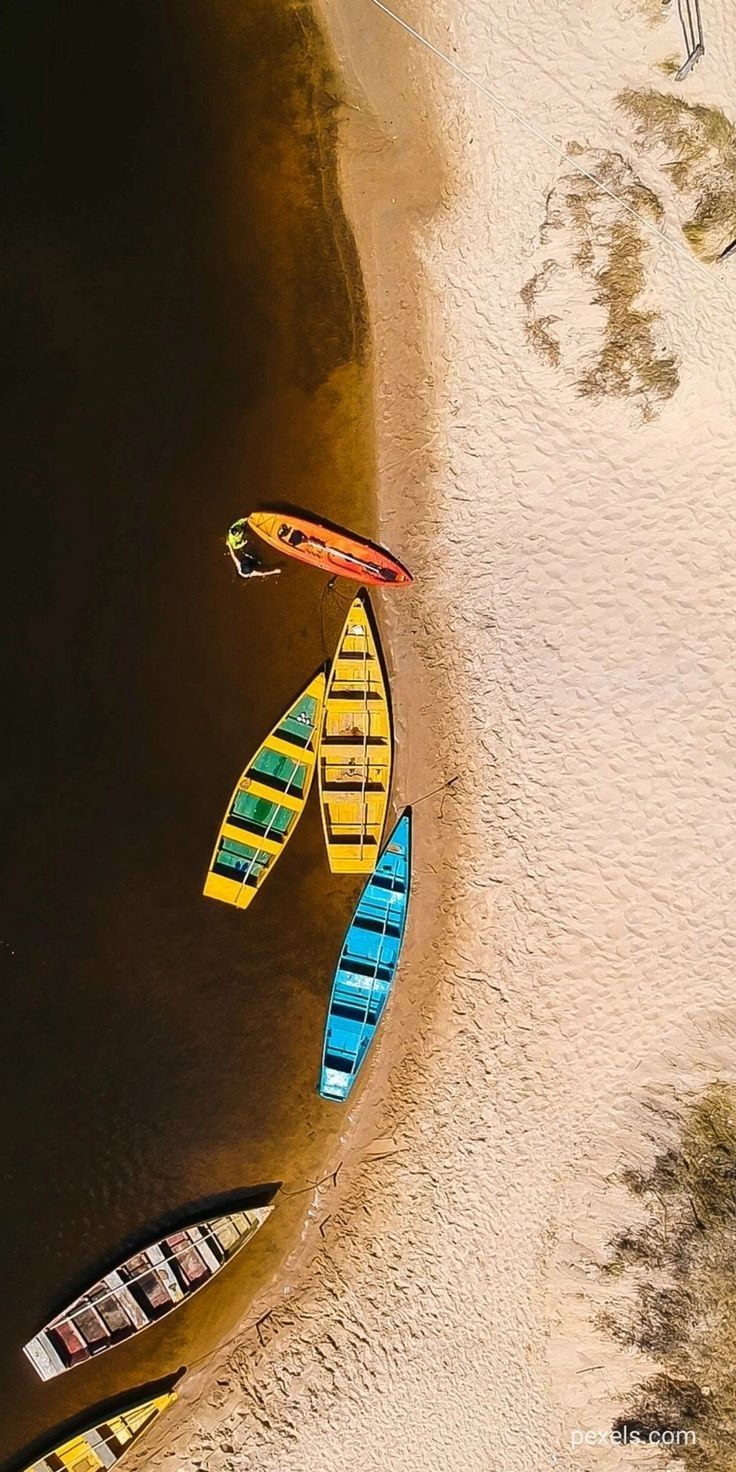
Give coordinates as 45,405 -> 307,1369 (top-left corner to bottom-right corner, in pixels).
227,519 -> 281,580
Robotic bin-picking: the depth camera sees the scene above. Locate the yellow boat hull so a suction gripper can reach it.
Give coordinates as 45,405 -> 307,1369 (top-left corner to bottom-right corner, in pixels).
26,1394 -> 175,1472
318,592 -> 393,873
204,670 -> 325,910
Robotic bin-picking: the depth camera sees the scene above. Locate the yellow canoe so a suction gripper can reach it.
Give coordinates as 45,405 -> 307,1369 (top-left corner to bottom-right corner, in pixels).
319,592 -> 393,873
204,670 -> 325,910
25,1393 -> 175,1472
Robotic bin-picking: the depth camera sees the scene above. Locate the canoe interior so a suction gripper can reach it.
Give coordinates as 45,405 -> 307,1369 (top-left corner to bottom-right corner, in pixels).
320,810 -> 411,1101
25,1394 -> 174,1472
203,671 -> 325,910
318,593 -> 392,873
24,1207 -> 272,1381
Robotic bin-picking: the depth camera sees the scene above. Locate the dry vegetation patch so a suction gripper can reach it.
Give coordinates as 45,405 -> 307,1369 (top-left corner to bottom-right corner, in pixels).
602,1084 -> 736,1470
618,89 -> 736,260
520,148 -> 679,419
638,0 -> 671,26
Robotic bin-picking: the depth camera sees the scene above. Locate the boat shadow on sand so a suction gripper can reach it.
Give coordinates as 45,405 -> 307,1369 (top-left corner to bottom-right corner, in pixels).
1,1370 -> 185,1472
27,1185 -> 280,1336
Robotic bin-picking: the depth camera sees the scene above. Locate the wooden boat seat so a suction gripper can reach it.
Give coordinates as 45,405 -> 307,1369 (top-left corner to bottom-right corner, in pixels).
325,831 -> 378,847
330,1000 -> 371,1023
342,954 -> 394,982
353,914 -> 403,939
321,779 -> 387,793
320,733 -> 388,747
250,765 -> 306,796
227,813 -> 287,845
371,872 -> 406,894
324,1051 -> 355,1074
328,688 -> 384,702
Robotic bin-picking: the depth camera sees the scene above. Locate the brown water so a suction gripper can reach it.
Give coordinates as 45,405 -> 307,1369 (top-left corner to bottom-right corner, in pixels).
0,0 -> 374,1458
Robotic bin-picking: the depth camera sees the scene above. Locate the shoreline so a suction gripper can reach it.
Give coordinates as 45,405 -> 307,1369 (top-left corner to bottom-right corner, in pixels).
0,0 -> 403,1461
136,1 -> 454,1460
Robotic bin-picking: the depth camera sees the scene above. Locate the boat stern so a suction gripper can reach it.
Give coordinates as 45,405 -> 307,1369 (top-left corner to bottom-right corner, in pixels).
203,870 -> 257,908
318,1065 -> 355,1103
23,1331 -> 65,1382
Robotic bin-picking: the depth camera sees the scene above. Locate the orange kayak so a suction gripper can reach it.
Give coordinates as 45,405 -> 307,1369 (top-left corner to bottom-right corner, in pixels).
247,510 -> 412,586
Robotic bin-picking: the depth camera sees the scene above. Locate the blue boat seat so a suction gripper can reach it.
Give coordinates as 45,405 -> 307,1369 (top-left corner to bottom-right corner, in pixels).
319,811 -> 412,1102
353,914 -> 403,940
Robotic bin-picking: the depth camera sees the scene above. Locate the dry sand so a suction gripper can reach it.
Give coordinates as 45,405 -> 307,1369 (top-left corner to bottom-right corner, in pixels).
144,0 -> 736,1466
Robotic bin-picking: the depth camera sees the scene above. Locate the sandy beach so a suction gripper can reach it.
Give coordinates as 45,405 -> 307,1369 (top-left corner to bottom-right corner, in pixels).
140,0 -> 736,1466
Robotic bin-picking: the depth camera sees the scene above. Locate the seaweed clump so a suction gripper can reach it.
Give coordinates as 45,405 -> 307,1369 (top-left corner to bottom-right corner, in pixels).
520,148 -> 679,420
618,89 -> 736,260
603,1084 -> 736,1470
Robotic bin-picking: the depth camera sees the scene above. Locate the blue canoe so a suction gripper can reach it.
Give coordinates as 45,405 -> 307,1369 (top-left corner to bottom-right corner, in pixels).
319,809 -> 412,1101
